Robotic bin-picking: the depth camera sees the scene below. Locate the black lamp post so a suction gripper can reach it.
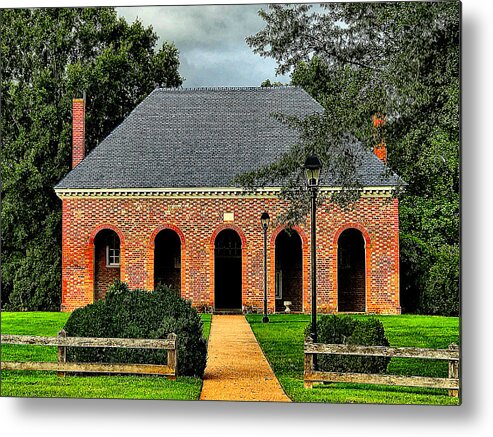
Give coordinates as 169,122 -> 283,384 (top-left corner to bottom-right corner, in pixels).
304,155 -> 322,343
260,212 -> 270,323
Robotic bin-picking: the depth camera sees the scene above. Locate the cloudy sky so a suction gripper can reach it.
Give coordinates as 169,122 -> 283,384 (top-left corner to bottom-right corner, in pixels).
117,4 -> 290,87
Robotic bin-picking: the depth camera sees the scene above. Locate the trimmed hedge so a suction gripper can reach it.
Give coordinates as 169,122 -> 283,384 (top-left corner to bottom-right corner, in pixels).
63,281 -> 207,377
305,315 -> 390,374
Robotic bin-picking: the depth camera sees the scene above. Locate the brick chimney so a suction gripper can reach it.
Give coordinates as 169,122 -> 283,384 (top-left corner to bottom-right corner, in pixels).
72,97 -> 85,169
374,142 -> 387,164
372,114 -> 387,164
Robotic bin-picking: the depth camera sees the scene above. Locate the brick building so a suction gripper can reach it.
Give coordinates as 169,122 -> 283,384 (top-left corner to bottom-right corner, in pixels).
55,87 -> 402,314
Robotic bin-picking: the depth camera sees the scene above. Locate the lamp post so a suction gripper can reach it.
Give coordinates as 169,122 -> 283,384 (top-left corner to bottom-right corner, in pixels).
304,155 -> 322,343
260,212 -> 270,323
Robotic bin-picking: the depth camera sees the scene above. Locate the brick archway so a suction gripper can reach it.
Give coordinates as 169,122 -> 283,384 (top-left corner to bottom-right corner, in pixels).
88,224 -> 125,247
87,224 -> 125,303
209,223 -> 247,248
269,225 -> 308,314
333,222 -> 371,248
270,224 -> 308,246
209,224 -> 248,311
333,223 -> 371,313
273,229 -> 303,313
146,224 -> 186,293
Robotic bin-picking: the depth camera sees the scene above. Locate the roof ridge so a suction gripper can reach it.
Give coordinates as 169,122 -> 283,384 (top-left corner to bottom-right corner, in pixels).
154,85 -> 301,92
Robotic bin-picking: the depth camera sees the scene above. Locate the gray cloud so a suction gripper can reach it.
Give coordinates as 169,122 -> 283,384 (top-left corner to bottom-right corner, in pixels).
117,5 -> 289,87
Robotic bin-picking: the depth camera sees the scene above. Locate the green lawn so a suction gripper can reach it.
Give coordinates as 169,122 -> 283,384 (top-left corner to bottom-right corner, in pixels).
201,313 -> 212,341
1,311 -> 212,400
246,314 -> 460,405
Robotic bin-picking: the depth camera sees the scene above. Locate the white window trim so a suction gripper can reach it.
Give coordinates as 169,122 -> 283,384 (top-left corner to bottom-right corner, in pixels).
106,244 -> 120,268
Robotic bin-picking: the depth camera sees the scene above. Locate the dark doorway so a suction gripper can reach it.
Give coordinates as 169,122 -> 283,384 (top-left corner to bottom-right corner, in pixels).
154,229 -> 181,293
275,230 -> 303,313
94,229 -> 121,301
338,229 -> 366,312
214,229 -> 242,311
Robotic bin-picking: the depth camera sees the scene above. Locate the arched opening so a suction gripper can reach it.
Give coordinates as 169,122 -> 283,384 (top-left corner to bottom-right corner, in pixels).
214,229 -> 242,311
94,229 -> 121,301
338,228 -> 366,312
275,229 -> 303,313
154,229 -> 181,294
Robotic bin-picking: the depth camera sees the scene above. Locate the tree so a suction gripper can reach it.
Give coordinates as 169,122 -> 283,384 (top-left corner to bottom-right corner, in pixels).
1,8 -> 182,310
260,79 -> 288,87
243,2 -> 460,314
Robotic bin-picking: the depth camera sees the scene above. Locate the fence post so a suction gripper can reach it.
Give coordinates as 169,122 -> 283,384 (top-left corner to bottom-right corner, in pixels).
57,329 -> 67,377
448,343 -> 459,397
304,336 -> 314,389
167,333 -> 177,380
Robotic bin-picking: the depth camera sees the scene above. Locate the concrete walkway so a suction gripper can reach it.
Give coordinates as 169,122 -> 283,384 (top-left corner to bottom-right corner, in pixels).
199,315 -> 290,402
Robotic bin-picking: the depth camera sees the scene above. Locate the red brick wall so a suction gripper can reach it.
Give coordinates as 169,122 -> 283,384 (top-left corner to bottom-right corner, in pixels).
60,194 -> 400,314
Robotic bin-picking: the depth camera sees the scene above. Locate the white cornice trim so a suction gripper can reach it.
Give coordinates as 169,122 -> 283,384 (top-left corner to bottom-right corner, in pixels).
55,186 -> 395,199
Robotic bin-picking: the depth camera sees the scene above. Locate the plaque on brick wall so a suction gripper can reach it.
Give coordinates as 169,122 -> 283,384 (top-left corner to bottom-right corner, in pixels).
223,212 -> 234,222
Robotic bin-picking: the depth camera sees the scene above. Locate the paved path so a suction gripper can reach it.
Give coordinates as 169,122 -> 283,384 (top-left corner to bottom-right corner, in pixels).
199,315 -> 290,402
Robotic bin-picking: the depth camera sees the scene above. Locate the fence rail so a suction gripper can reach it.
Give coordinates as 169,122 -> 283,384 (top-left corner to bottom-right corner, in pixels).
1,334 -> 176,349
303,337 -> 459,397
1,330 -> 177,379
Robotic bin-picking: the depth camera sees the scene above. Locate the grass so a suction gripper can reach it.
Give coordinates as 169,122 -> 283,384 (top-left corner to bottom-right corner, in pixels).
1,311 -> 212,400
246,314 -> 460,405
201,313 -> 212,341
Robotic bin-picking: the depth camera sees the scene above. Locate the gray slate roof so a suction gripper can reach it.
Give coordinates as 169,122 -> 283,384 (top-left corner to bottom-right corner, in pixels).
55,87 -> 400,190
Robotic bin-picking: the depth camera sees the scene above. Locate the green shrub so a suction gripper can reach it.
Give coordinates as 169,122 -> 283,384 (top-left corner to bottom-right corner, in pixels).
63,281 -> 207,377
305,315 -> 390,374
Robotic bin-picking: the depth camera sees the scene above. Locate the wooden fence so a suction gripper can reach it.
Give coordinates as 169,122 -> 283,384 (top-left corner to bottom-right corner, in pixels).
303,337 -> 459,397
1,330 -> 177,379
